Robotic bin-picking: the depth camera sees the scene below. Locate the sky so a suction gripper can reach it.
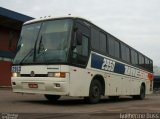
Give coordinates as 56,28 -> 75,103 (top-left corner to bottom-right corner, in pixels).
1,0 -> 160,66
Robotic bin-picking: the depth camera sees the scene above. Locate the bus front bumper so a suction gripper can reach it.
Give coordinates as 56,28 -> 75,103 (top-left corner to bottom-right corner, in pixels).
11,77 -> 69,95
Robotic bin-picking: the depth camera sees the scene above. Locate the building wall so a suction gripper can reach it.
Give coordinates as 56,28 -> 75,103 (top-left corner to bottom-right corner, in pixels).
0,27 -> 20,86
0,61 -> 12,86
0,27 -> 19,52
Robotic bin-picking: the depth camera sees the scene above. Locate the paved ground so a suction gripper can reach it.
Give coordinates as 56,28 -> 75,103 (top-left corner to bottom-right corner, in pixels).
0,88 -> 160,119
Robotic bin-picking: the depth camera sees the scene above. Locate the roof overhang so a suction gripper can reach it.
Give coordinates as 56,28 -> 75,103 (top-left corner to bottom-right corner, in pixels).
0,7 -> 34,30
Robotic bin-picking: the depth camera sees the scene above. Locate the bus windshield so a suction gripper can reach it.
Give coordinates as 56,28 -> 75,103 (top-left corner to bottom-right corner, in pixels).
13,19 -> 73,65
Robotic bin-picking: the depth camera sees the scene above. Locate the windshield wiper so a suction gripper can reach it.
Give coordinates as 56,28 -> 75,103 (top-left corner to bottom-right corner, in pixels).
35,35 -> 47,63
19,49 -> 34,64
38,35 -> 46,53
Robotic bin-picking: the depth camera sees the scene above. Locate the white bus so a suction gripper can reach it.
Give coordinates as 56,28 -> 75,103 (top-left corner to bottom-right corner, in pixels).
11,16 -> 153,104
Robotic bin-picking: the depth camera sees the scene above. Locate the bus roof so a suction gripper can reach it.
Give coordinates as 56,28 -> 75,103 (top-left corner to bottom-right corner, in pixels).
24,16 -> 92,25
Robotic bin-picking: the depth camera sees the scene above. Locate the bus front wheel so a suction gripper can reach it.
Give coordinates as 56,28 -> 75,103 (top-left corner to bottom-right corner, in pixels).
44,94 -> 61,102
84,80 -> 102,104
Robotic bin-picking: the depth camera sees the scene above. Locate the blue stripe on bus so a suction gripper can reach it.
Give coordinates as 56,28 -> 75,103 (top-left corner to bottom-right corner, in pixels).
91,53 -> 103,70
114,62 -> 125,74
91,53 -> 149,79
91,53 -> 125,74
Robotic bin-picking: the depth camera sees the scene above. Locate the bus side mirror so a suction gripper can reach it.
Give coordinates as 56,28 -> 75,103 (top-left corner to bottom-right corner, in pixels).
76,30 -> 82,45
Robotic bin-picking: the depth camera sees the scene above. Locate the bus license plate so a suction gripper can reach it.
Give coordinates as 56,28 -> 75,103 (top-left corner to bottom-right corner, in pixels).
28,83 -> 38,88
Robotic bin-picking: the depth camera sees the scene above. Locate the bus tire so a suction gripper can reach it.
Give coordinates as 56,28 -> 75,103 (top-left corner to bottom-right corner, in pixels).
44,94 -> 61,102
84,80 -> 102,104
133,84 -> 145,100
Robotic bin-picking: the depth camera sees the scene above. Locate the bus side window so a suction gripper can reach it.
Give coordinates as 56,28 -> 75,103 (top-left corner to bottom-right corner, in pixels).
72,34 -> 89,66
81,35 -> 89,56
145,58 -> 150,71
91,27 -> 99,51
121,44 -> 130,63
74,34 -> 89,57
139,54 -> 145,68
99,32 -> 107,54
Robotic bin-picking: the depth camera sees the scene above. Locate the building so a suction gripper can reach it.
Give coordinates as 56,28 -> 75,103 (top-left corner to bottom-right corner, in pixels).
0,7 -> 33,86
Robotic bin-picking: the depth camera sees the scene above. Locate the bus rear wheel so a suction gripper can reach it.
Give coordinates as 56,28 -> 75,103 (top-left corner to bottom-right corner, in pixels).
84,80 -> 102,104
133,84 -> 145,100
44,94 -> 61,102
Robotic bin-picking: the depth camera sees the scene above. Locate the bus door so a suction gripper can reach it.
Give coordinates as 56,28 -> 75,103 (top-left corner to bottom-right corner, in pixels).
69,20 -> 91,96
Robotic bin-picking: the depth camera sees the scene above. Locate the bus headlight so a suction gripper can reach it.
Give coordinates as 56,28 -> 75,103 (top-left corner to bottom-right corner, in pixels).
48,72 -> 66,78
12,72 -> 21,77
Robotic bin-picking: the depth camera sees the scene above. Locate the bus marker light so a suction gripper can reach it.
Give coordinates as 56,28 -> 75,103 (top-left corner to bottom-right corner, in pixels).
12,72 -> 20,77
148,73 -> 154,80
48,72 -> 66,78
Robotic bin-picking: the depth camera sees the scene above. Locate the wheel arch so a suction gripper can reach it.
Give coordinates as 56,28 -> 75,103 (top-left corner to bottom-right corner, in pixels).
91,74 -> 105,96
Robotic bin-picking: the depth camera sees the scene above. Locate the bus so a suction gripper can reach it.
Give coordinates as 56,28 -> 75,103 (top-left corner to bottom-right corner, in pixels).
11,16 -> 153,104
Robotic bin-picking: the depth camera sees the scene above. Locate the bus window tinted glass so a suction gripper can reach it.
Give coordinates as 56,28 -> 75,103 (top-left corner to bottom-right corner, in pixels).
121,44 -> 130,63
126,47 -> 130,62
91,27 -> 99,50
149,60 -> 153,72
108,35 -> 114,56
131,50 -> 138,65
100,32 -> 107,53
115,40 -> 120,58
139,54 -> 145,68
145,58 -> 150,70
121,44 -> 126,61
